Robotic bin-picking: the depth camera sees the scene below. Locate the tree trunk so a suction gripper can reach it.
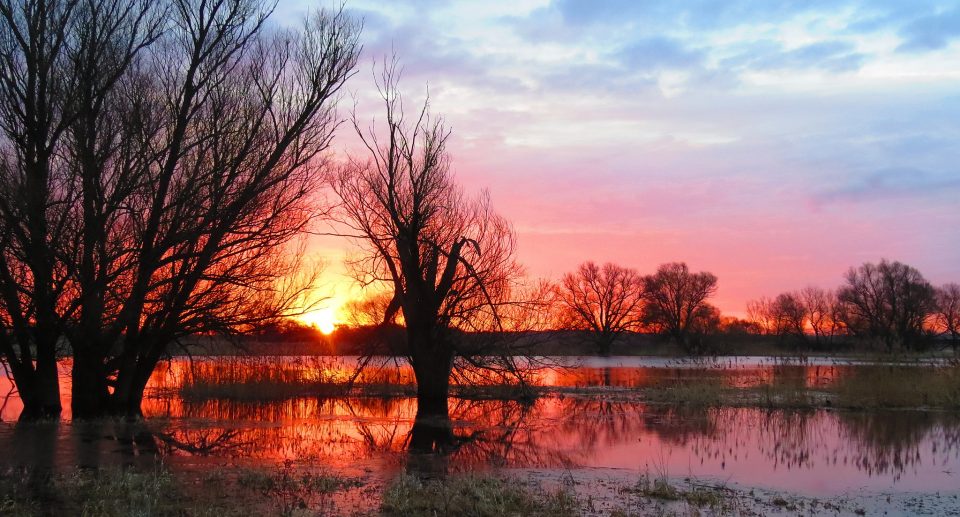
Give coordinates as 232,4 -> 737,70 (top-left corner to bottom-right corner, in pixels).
110,355 -> 155,419
71,348 -> 111,419
17,359 -> 61,421
410,403 -> 454,454
407,323 -> 454,453
597,334 -> 613,356
411,350 -> 452,418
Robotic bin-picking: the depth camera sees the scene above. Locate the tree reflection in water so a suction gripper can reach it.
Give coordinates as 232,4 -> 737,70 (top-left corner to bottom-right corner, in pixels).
143,395 -> 960,483
2,392 -> 959,491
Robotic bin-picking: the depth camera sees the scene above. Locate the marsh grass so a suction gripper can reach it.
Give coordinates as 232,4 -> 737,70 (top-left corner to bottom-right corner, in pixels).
380,473 -> 579,517
175,356 -> 960,410
615,472 -> 733,516
235,460 -> 362,516
834,364 -> 960,409
0,466 -> 185,517
599,362 -> 960,410
177,356 -> 416,401
451,383 -> 540,402
178,356 -> 537,402
0,463 -> 362,517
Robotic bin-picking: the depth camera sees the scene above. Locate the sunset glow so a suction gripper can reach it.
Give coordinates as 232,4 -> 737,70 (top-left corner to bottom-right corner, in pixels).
5,2 -> 960,514
278,0 -> 960,316
300,308 -> 338,334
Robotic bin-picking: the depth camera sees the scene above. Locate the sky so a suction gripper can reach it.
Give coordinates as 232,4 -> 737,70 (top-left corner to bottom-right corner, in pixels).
278,0 -> 960,325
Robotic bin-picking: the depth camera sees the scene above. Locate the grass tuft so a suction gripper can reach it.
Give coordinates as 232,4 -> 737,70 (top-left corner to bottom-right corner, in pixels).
380,473 -> 579,517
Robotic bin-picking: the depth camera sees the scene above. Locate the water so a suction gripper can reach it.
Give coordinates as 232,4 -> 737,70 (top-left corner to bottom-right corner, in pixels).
1,356 -> 958,499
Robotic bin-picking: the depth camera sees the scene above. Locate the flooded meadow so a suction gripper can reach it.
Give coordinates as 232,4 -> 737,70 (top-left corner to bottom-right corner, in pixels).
2,356 -> 959,515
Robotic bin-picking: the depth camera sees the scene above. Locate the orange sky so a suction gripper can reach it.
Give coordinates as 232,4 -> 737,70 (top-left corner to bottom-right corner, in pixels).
287,0 -> 960,328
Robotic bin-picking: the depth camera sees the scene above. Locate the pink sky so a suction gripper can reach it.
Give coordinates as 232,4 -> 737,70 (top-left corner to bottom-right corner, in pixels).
286,1 -> 960,321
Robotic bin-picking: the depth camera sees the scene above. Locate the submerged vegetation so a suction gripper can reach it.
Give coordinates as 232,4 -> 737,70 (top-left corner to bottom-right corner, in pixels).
173,356 -> 960,410
616,362 -> 960,409
833,363 -> 960,409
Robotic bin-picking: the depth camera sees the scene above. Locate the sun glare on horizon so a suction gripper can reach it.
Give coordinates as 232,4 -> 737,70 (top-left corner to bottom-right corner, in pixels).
300,308 -> 337,335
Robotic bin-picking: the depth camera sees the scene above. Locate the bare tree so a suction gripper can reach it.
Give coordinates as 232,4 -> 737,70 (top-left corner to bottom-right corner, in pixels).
98,3 -> 360,418
1,0 -> 361,419
773,292 -> 806,339
836,259 -> 936,351
331,61 -> 523,420
746,296 -> 781,336
748,287 -> 845,349
341,291 -> 399,328
641,262 -> 718,349
0,0 -> 161,419
798,286 -> 840,347
934,283 -> 960,353
554,261 -> 644,355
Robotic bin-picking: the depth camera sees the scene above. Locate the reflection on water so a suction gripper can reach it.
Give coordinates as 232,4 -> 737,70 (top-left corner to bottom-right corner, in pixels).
0,357 -> 958,495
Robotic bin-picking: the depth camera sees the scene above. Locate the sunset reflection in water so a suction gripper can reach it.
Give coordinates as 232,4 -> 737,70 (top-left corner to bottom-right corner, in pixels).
0,357 -> 957,496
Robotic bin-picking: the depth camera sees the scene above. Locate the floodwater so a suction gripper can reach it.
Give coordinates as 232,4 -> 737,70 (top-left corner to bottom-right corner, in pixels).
1,356 -> 958,501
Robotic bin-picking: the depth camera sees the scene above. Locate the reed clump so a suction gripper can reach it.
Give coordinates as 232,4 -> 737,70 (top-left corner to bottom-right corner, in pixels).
177,356 -> 415,401
833,363 -> 960,409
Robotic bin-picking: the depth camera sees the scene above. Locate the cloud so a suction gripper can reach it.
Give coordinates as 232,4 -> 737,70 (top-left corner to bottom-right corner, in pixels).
617,37 -> 705,71
548,0 -> 839,31
897,6 -> 960,52
815,167 -> 960,204
724,40 -> 866,73
298,0 -> 960,311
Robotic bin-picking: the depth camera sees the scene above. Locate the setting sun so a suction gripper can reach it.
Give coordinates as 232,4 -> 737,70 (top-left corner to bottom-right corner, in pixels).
300,308 -> 337,335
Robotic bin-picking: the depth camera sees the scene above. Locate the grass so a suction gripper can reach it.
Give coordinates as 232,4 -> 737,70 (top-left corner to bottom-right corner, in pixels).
177,356 -> 416,401
572,362 -> 960,410
173,354 -> 960,411
0,463 -> 919,516
833,364 -> 960,409
0,466 -> 184,516
177,357 -> 539,403
625,472 -> 729,509
380,473 -> 579,517
0,463 -> 362,517
234,460 -> 362,516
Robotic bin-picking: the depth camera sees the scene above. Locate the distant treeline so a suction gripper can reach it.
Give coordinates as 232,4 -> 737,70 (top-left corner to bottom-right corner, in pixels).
744,259 -> 958,352
322,258 -> 959,355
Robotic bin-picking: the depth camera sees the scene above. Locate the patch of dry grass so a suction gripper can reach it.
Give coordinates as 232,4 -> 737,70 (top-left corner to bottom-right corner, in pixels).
380,473 -> 579,517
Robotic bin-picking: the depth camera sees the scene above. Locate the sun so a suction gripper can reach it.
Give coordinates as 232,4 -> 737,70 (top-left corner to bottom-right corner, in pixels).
300,308 -> 337,335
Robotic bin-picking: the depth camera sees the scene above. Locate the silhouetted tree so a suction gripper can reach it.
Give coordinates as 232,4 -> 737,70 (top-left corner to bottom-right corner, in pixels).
773,292 -> 806,339
1,0 -> 361,419
341,291 -> 399,328
641,262 -> 717,350
718,316 -> 762,335
798,286 -> 841,348
747,287 -> 843,349
836,259 -> 936,351
554,261 -> 644,355
934,283 -> 960,353
332,61 -> 522,420
94,3 -> 360,418
746,296 -> 782,336
0,0 -> 161,419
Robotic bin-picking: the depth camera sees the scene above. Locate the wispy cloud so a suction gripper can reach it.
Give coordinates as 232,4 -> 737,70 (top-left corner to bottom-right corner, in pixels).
291,0 -> 960,310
